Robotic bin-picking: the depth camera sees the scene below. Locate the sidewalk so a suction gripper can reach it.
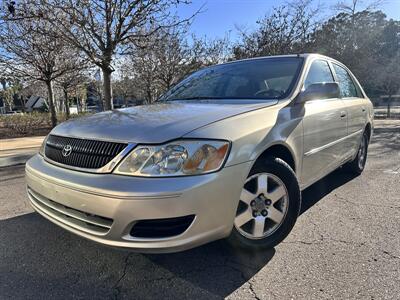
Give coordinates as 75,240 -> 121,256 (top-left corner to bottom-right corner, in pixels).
0,136 -> 45,167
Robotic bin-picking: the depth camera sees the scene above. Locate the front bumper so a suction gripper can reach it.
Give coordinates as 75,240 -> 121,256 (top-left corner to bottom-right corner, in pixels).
25,155 -> 251,253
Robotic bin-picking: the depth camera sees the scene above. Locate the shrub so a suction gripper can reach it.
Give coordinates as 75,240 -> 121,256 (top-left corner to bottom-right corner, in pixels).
0,112 -> 50,135
0,111 -> 93,137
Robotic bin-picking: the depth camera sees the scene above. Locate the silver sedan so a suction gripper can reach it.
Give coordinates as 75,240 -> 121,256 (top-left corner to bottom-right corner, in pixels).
26,54 -> 373,253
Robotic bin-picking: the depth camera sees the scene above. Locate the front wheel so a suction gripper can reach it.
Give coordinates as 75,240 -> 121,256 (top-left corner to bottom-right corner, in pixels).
228,157 -> 301,249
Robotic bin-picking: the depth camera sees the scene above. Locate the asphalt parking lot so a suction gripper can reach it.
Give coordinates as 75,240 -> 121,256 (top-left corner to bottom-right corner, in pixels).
1,120 -> 399,299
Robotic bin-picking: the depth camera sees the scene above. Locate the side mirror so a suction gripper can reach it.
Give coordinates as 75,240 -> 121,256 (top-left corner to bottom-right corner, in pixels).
296,82 -> 340,104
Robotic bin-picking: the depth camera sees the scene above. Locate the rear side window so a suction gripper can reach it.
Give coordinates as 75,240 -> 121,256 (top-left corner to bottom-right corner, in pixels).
304,60 -> 334,89
332,64 -> 359,98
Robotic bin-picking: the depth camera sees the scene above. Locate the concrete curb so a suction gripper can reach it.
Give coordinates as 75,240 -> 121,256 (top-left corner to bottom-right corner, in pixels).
0,136 -> 44,168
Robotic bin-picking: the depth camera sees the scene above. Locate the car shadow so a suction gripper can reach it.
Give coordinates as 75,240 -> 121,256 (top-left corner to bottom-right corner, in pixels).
1,169 -> 358,299
143,241 -> 275,298
0,213 -> 274,299
300,168 -> 358,215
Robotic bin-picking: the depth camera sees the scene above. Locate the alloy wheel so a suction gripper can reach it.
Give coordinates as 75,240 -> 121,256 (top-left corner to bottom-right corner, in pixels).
234,173 -> 289,240
358,134 -> 367,170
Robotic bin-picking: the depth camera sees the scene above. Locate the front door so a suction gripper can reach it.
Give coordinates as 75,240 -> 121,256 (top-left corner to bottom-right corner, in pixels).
300,59 -> 348,186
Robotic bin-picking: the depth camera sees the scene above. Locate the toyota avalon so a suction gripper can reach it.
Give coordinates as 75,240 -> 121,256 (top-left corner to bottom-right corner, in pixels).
25,54 -> 373,253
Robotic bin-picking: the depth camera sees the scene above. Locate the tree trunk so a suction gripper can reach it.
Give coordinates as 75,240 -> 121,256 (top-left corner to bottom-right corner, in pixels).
102,68 -> 113,111
21,95 -> 26,112
146,88 -> 152,104
64,89 -> 70,119
387,95 -> 392,119
75,87 -> 81,113
46,80 -> 57,128
6,98 -> 13,111
58,96 -> 63,112
124,93 -> 129,108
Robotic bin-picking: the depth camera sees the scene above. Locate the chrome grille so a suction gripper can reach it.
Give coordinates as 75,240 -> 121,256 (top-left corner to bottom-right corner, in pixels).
28,188 -> 113,235
45,135 -> 127,169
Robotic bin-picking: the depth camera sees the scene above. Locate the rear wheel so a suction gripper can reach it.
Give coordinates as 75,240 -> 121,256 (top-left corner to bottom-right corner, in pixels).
345,131 -> 369,174
228,157 -> 301,249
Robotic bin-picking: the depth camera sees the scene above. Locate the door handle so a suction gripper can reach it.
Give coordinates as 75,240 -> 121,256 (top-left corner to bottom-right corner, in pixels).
340,111 -> 347,118
362,107 -> 366,112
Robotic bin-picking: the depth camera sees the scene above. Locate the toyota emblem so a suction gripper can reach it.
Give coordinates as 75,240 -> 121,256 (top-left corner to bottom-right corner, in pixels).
62,145 -> 73,157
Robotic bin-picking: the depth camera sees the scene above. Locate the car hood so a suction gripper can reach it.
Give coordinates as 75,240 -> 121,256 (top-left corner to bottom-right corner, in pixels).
51,101 -> 278,143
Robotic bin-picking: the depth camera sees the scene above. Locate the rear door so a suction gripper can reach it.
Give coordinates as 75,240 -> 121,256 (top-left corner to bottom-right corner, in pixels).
301,59 -> 348,186
331,63 -> 366,158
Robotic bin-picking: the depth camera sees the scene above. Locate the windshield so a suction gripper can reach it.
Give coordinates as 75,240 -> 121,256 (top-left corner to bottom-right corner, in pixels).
161,57 -> 303,101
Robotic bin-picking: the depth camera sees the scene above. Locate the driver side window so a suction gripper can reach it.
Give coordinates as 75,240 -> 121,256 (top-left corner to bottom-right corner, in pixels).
304,60 -> 335,89
224,75 -> 252,97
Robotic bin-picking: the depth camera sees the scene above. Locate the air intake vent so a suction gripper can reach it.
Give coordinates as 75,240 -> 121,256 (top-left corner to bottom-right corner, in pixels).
130,215 -> 195,238
45,135 -> 127,169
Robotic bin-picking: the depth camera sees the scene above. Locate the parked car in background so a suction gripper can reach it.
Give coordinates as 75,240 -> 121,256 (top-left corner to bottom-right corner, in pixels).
26,54 -> 373,252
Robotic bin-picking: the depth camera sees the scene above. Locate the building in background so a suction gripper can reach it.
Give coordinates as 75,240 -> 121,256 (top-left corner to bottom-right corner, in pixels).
25,96 -> 47,112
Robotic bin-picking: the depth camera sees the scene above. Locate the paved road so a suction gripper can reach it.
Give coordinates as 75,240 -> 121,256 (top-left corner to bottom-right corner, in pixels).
0,121 -> 399,299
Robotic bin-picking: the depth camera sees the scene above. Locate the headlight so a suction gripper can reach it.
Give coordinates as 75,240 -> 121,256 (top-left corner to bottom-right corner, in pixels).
114,140 -> 230,177
39,135 -> 49,157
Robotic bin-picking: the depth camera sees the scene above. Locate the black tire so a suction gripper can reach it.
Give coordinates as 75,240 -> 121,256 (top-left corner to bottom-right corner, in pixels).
345,130 -> 369,175
228,157 -> 301,249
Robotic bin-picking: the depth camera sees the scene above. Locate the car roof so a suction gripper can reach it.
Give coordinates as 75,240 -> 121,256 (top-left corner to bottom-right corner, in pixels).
217,53 -> 339,66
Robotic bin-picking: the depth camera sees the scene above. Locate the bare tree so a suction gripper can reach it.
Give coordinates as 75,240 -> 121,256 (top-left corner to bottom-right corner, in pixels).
0,66 -> 18,110
333,0 -> 384,48
189,34 -> 231,67
113,62 -> 138,107
56,70 -> 89,119
0,7 -> 84,127
0,81 -> 18,111
32,0 -> 197,111
153,28 -> 189,91
124,28 -> 184,103
113,76 -> 135,107
125,28 -> 231,103
374,54 -> 400,118
233,0 -> 320,59
333,0 -> 384,16
129,44 -> 161,103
